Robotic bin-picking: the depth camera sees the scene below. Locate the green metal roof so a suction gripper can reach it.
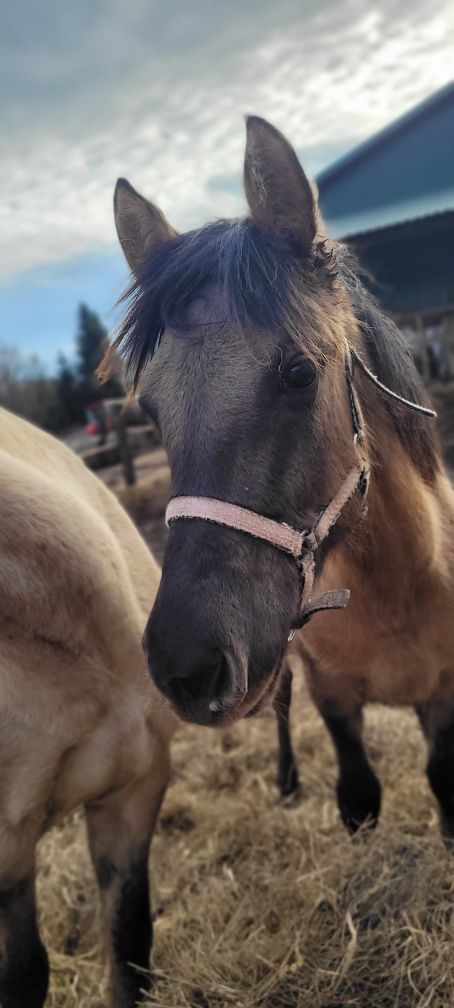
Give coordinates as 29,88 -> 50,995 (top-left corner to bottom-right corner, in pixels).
317,83 -> 454,239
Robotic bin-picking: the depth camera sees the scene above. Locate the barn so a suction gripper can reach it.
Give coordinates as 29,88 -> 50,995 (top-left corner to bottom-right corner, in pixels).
317,82 -> 454,378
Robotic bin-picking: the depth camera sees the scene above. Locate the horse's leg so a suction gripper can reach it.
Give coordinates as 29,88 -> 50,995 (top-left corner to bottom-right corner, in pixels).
274,662 -> 299,797
0,854 -> 49,1008
416,699 -> 454,844
320,702 -> 381,833
85,751 -> 170,1008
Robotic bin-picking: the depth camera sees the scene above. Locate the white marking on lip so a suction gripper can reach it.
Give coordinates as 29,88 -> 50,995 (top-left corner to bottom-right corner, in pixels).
209,699 -> 223,713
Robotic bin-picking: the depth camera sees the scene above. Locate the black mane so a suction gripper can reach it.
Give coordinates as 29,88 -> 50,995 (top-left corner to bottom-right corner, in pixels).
114,218 -> 329,386
337,245 -> 440,483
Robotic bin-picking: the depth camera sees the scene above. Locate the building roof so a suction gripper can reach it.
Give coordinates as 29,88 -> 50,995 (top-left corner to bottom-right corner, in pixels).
317,82 -> 454,239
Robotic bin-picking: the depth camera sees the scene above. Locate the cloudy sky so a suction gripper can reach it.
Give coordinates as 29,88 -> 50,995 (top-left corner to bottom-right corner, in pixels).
1,0 -> 452,367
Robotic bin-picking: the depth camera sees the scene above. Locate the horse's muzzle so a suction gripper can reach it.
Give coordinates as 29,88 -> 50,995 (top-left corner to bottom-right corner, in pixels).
143,635 -> 251,727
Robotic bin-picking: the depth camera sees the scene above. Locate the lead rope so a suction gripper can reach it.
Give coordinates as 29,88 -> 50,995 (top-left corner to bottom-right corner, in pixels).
349,347 -> 436,418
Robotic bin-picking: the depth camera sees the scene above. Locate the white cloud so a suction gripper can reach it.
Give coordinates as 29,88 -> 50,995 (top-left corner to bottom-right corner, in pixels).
1,0 -> 452,277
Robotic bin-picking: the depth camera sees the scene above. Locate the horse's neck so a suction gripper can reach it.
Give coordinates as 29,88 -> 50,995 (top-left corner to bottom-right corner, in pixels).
337,435 -> 449,615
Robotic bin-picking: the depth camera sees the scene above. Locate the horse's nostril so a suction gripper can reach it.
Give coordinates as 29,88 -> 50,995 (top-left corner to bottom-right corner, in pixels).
172,652 -> 228,701
211,651 -> 231,699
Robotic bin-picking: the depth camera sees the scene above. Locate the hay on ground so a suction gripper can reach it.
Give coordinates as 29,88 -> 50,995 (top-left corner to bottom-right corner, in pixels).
38,660 -> 454,1008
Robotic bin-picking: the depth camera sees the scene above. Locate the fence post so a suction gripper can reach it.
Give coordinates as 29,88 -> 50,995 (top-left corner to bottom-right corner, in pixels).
116,418 -> 136,486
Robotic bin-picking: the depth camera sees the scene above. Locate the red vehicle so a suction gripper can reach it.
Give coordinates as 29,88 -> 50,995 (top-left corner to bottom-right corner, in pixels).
84,398 -> 156,439
84,401 -> 113,437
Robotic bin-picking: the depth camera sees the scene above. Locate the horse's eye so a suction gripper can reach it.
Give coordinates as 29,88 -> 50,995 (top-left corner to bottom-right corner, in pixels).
282,357 -> 317,389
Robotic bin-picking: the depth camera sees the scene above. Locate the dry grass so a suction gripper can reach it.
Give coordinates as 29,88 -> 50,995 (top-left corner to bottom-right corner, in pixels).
114,452 -> 170,523
38,661 -> 454,1008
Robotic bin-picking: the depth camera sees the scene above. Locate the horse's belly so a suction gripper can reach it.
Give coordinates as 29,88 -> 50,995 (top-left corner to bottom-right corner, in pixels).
362,651 -> 439,706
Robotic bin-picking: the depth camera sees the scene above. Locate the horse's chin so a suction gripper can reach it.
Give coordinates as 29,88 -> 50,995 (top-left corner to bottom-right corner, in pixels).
208,660 -> 284,727
244,661 -> 283,718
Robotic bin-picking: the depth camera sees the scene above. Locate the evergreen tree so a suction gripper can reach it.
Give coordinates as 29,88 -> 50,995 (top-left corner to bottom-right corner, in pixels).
56,353 -> 84,425
76,303 -> 122,405
0,305 -> 125,436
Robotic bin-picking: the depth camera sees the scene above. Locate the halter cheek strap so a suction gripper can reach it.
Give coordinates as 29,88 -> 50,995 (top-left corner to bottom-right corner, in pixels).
165,341 -> 435,639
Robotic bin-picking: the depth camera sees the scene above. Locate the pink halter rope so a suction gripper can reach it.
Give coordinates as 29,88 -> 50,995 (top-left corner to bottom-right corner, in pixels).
166,495 -> 307,559
166,465 -> 362,638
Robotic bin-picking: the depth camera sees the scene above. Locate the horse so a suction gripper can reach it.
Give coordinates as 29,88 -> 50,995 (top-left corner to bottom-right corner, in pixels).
108,114 -> 454,845
0,400 -> 298,1008
0,407 -> 179,1007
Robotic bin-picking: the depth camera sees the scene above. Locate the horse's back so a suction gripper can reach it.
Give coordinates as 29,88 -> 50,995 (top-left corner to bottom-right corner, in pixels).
0,408 -> 160,657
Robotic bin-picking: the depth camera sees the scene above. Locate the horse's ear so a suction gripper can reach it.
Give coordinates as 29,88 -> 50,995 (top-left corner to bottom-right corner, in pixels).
244,116 -> 317,253
114,178 -> 176,276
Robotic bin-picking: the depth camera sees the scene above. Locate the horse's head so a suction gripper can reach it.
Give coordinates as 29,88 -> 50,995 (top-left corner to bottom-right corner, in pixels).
112,117 -> 367,726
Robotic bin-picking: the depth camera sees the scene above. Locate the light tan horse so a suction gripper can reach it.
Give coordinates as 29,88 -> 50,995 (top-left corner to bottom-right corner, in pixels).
0,406 -> 178,1007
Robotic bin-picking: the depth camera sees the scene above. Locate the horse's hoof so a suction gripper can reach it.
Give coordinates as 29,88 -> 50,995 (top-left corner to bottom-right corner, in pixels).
337,774 -> 381,835
277,763 -> 299,799
440,812 -> 454,850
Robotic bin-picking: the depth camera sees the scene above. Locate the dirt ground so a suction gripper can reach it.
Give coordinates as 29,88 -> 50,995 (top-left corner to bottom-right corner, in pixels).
36,445 -> 454,1008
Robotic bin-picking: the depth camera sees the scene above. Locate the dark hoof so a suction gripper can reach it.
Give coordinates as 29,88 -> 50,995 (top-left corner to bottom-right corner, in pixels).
278,762 -> 299,799
337,772 -> 381,835
440,811 -> 454,850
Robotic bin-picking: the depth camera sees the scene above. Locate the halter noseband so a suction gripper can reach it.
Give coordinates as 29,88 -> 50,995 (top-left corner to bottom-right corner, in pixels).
165,344 -> 436,639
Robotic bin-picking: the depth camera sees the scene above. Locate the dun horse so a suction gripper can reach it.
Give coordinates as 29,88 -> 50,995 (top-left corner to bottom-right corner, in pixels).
0,411 -> 178,1007
111,115 -> 454,844
0,332 -> 295,1002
